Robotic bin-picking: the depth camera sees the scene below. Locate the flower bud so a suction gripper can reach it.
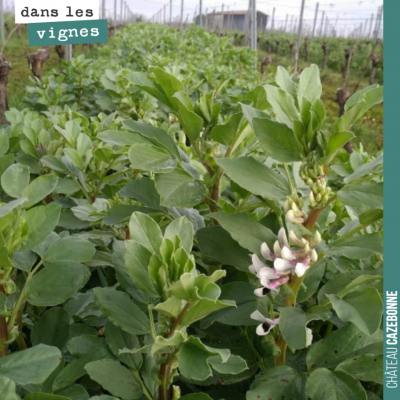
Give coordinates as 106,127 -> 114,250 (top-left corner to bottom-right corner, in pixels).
273,240 -> 282,257
261,242 -> 274,261
312,230 -> 321,246
278,227 -> 289,248
311,249 -> 318,263
309,191 -> 316,207
281,246 -> 296,261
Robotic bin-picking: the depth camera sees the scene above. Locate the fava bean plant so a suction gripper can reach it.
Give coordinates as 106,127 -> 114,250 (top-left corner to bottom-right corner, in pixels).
0,23 -> 383,400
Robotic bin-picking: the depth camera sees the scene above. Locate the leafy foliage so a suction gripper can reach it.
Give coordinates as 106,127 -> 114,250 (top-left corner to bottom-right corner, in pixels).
0,23 -> 383,400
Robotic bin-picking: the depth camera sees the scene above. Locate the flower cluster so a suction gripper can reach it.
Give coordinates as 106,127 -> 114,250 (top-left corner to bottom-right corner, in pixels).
300,152 -> 332,209
249,227 -> 320,297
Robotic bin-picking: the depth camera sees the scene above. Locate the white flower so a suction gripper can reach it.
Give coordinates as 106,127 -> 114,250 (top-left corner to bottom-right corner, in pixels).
261,242 -> 274,260
311,249 -> 318,263
289,230 -> 303,247
273,240 -> 282,257
258,267 -> 280,280
286,210 -> 305,224
311,231 -> 321,246
278,227 -> 289,248
306,327 -> 313,347
250,310 -> 279,336
250,254 -> 267,274
274,258 -> 295,273
294,262 -> 310,277
281,246 -> 296,261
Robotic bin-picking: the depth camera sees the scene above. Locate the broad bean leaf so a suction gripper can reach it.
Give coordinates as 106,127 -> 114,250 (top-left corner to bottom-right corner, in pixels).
0,344 -> 62,385
1,163 -> 30,198
336,354 -> 383,384
93,287 -> 150,335
26,262 -> 91,306
217,157 -> 290,200
85,360 -> 142,400
247,366 -> 306,400
306,368 -> 367,400
18,205 -> 61,252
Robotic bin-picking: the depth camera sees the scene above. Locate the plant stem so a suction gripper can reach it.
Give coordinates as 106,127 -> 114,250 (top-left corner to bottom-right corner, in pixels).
158,303 -> 191,400
0,285 -> 9,357
275,204 -> 325,366
8,260 -> 43,332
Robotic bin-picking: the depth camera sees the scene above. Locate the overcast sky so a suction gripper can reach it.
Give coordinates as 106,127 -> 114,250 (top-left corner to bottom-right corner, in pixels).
6,0 -> 384,37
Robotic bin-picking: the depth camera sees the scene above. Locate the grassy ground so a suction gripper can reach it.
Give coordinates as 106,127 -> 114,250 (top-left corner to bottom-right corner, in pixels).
259,52 -> 383,153
3,28 -> 383,153
3,27 -> 84,109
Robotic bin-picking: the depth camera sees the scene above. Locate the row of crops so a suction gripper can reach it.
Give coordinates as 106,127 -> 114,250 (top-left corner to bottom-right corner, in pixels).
0,23 -> 383,400
232,31 -> 383,83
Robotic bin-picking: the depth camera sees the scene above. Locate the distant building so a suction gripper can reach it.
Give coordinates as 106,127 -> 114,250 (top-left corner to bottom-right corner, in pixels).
200,10 -> 269,32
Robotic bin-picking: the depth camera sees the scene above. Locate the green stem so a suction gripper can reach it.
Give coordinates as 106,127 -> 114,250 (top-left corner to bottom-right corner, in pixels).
158,303 -> 191,400
71,176 -> 92,203
0,285 -> 9,357
8,260 -> 43,332
236,193 -> 252,213
242,328 -> 265,372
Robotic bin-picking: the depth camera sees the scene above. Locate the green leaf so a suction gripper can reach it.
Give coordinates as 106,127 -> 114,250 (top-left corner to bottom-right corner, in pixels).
210,113 -> 243,145
297,259 -> 326,303
327,288 -> 383,335
264,84 -> 300,128
197,226 -> 251,272
0,344 -> 62,385
344,153 -> 383,184
57,385 -> 89,400
336,354 -> 383,384
1,163 -> 30,198
0,131 -> 9,156
0,375 -> 19,400
209,354 -> 248,375
98,130 -> 150,147
128,212 -> 163,256
25,394 -> 69,400
306,368 -> 367,400
336,86 -> 383,132
177,337 -> 230,381
253,117 -> 302,162
321,131 -> 355,164
123,120 -> 181,160
217,157 -> 290,200
278,307 -> 309,350
121,178 -> 163,210
210,212 -> 276,255
128,143 -> 177,173
155,168 -> 206,208
151,66 -> 184,100
105,320 -> 142,371
26,262 -> 91,306
275,66 -> 296,95
338,183 -> 383,209
201,282 -> 268,327
64,148 -> 84,170
85,360 -> 142,400
298,64 -> 322,103
326,233 -> 383,258
31,308 -> 71,350
124,240 -> 159,297
165,216 -> 194,254
45,236 -> 96,263
306,324 -> 383,370
22,175 -> 58,208
125,72 -> 170,107
93,287 -> 150,335
180,394 -> 213,400
52,348 -> 109,392
247,366 -> 306,400
172,92 -> 204,142
18,205 -> 61,252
